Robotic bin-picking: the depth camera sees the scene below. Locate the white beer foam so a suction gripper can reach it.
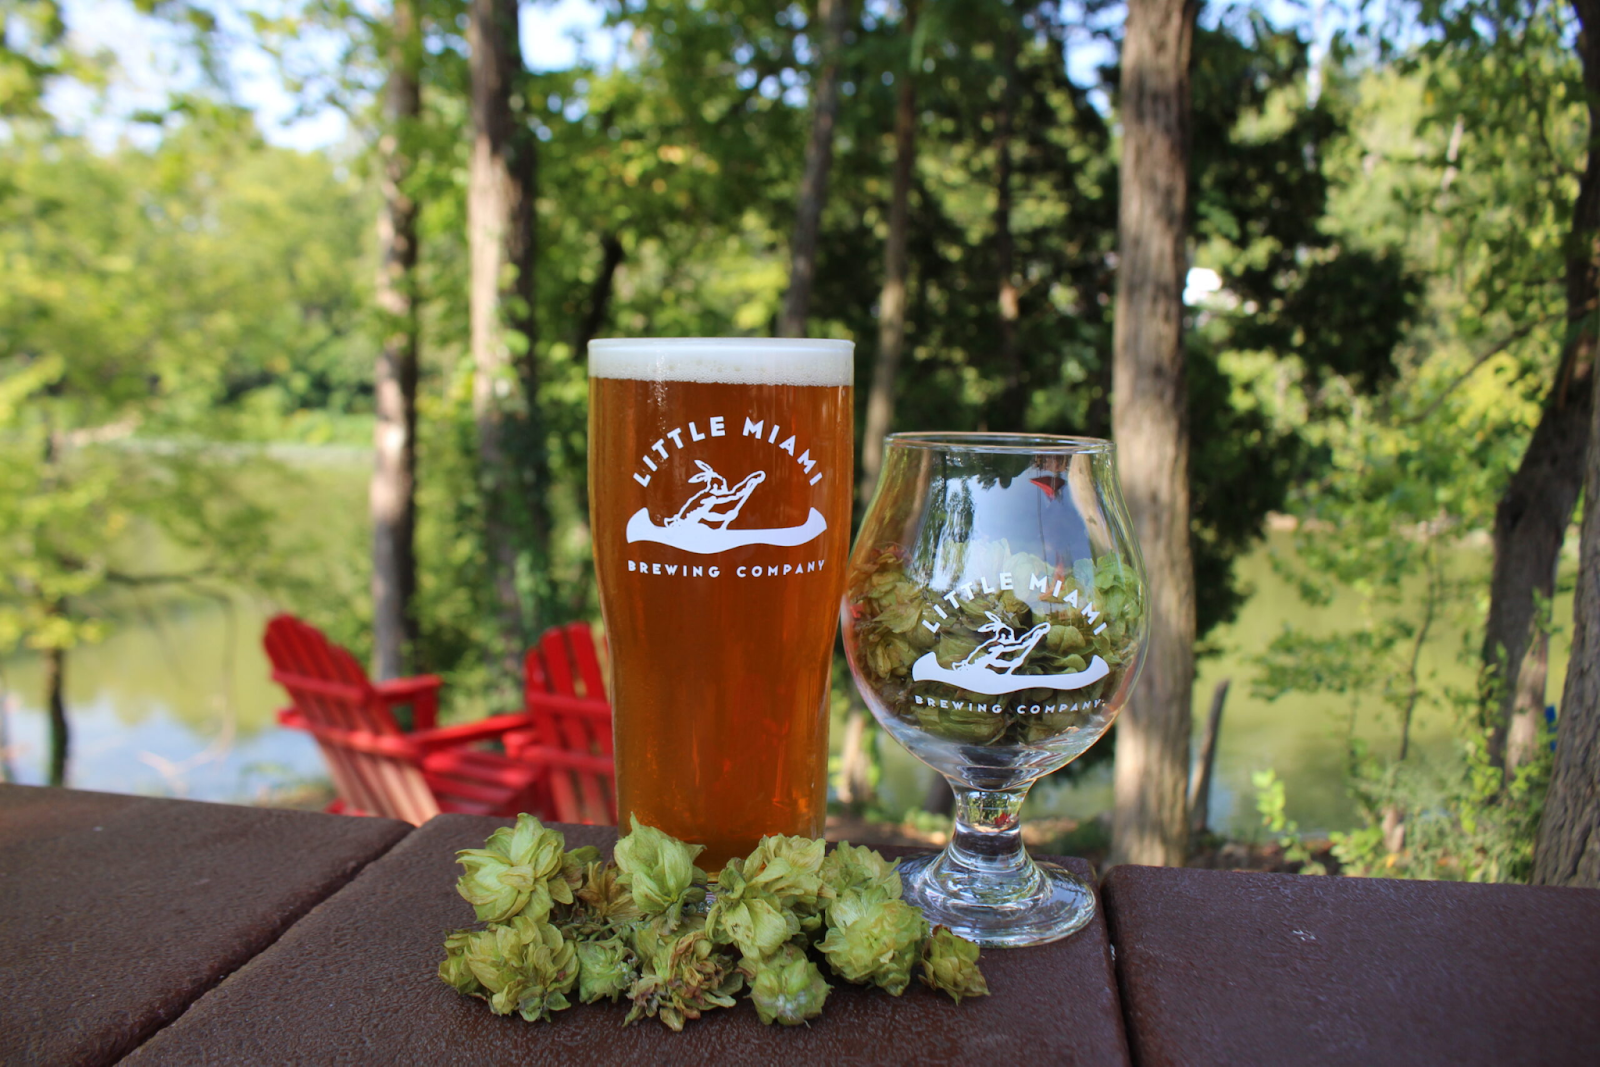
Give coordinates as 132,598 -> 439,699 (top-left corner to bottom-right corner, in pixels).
589,338 -> 854,386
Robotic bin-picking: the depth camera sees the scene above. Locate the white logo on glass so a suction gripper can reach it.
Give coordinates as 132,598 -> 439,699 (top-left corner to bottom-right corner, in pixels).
625,460 -> 827,554
911,612 -> 1109,695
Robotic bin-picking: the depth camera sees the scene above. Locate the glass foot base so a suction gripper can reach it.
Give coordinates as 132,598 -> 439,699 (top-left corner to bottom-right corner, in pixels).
897,851 -> 1096,948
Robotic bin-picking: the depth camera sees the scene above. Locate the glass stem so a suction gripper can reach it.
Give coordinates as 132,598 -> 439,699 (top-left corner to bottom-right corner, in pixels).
946,785 -> 1032,874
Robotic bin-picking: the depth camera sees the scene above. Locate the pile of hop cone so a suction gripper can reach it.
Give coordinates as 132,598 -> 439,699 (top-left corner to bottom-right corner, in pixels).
439,814 -> 989,1030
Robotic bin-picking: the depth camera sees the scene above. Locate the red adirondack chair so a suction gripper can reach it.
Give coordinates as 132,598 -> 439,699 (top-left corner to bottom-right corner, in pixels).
265,613 -> 554,825
507,621 -> 617,826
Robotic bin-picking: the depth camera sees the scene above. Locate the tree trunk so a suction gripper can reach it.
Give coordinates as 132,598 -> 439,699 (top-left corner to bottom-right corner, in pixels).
1533,265 -> 1600,887
992,25 -> 1025,424
45,640 -> 67,787
371,0 -> 422,682
778,0 -> 850,338
859,0 -> 917,509
469,0 -> 540,689
567,232 -> 625,614
836,706 -> 872,806
1109,0 -> 1198,868
853,25 -> 917,792
1533,0 -> 1600,889
1483,0 -> 1600,776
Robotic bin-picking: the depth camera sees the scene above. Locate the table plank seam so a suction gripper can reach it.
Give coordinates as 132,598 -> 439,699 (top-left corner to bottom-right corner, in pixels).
108,822 -> 417,1066
1099,872 -> 1150,1067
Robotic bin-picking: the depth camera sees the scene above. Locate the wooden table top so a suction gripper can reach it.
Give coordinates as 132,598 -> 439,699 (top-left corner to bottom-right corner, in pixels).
1102,863 -> 1600,1067
122,814 -> 1130,1067
5,783 -> 1599,1066
0,783 -> 408,1065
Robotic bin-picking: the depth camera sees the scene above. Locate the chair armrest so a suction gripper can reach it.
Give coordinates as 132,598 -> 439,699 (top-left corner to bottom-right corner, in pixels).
374,674 -> 444,731
374,674 -> 443,698
524,692 -> 612,720
409,711 -> 541,752
285,720 -> 420,760
514,744 -> 616,776
277,707 -> 308,729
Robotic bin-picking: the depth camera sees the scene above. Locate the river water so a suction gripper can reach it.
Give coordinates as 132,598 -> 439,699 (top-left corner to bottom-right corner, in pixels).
0,454 -> 1576,837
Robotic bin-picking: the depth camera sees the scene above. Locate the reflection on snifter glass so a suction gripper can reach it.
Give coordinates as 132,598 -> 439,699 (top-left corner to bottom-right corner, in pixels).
588,338 -> 854,870
842,432 -> 1149,946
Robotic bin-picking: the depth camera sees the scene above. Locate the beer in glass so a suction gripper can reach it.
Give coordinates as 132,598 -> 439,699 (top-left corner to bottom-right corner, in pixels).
588,338 -> 854,868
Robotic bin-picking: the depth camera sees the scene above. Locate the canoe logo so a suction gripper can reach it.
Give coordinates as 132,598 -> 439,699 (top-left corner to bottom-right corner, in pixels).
626,460 -> 827,555
911,611 -> 1109,695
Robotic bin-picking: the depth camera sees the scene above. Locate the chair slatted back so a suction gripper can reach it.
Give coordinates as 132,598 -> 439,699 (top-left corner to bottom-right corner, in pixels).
523,622 -> 616,825
263,614 -> 439,825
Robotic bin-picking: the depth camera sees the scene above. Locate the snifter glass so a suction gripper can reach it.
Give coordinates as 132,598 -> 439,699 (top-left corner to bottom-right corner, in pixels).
841,433 -> 1148,946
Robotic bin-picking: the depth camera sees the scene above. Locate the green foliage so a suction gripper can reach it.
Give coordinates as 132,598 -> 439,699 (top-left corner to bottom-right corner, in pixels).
10,0 -> 1570,847
384,0 -> 1130,708
1328,725 -> 1553,883
1250,769 -> 1326,874
0,122 -> 363,651
0,85 -> 384,782
0,0 -> 99,117
1247,351 -> 1545,878
1187,19 -> 1427,637
1404,0 -> 1580,356
1242,0 -> 1580,883
574,4 -> 1403,655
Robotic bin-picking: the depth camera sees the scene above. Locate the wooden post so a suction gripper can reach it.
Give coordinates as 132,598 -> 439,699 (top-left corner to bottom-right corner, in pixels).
1188,678 -> 1229,835
45,643 -> 67,787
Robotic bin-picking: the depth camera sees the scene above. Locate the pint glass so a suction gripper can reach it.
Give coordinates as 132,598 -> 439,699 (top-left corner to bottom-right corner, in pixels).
588,338 -> 854,867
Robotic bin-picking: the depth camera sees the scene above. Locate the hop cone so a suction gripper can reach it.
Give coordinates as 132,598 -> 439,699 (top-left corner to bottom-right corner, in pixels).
742,944 -> 830,1026
705,858 -> 800,960
613,816 -> 708,930
458,916 -> 578,1022
817,890 -> 928,995
741,835 -> 831,905
744,834 -> 834,930
561,845 -> 602,896
575,936 -> 637,1004
820,842 -> 902,902
438,928 -> 483,998
454,814 -> 573,924
625,929 -> 743,1032
572,860 -> 643,929
920,925 -> 989,1003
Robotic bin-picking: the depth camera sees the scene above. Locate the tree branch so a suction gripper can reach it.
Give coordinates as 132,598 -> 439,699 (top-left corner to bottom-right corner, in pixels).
1403,313 -> 1560,425
574,232 -> 624,360
101,567 -> 218,587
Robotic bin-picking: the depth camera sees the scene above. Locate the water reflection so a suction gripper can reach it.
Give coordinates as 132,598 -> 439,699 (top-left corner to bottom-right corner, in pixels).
1,597 -> 327,802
